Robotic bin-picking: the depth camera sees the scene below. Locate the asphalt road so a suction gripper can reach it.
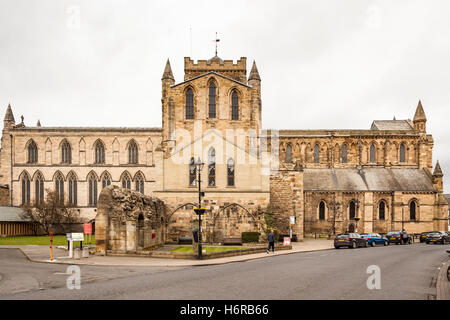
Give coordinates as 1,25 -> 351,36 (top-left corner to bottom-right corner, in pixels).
0,243 -> 448,300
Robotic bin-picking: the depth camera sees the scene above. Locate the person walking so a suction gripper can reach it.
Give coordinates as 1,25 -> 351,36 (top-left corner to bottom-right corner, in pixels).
267,230 -> 275,253
401,229 -> 408,245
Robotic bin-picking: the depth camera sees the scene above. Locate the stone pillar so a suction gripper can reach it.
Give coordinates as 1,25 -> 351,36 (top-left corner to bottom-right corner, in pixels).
126,220 -> 136,253
95,213 -> 108,255
363,192 -> 373,233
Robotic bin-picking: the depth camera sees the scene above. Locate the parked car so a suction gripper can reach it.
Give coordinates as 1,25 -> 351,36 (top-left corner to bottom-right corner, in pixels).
334,233 -> 368,249
426,231 -> 450,244
387,231 -> 412,245
419,232 -> 430,243
361,233 -> 389,247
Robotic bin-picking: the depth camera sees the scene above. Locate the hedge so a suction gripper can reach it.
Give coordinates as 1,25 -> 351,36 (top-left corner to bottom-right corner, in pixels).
241,232 -> 260,243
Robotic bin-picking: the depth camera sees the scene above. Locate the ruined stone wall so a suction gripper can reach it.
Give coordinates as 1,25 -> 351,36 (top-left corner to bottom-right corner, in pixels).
95,185 -> 166,255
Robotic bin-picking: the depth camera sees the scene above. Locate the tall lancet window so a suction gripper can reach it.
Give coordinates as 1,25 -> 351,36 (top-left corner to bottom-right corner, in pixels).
95,140 -> 105,164
61,140 -> 71,164
341,144 -> 348,164
55,172 -> 64,205
35,172 -> 44,205
21,173 -> 31,205
208,148 -> 216,187
209,82 -> 216,118
314,144 -> 320,164
28,140 -> 38,164
189,157 -> 196,186
399,143 -> 406,163
231,91 -> 239,120
102,173 -> 111,189
68,172 -> 77,205
88,173 -> 98,206
186,88 -> 194,120
285,144 -> 293,163
135,172 -> 144,194
121,172 -> 131,189
227,158 -> 235,186
128,140 -> 138,164
370,144 -> 376,163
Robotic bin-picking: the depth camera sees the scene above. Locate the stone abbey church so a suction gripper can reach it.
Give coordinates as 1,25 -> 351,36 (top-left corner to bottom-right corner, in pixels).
0,54 -> 448,244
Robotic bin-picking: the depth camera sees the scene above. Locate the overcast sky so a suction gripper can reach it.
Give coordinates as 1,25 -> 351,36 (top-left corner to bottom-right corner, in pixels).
1,0 -> 449,191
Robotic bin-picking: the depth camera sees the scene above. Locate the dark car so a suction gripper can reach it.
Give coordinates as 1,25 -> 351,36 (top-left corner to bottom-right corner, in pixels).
419,232 -> 430,243
361,233 -> 389,247
334,233 -> 368,249
387,231 -> 411,245
426,231 -> 450,244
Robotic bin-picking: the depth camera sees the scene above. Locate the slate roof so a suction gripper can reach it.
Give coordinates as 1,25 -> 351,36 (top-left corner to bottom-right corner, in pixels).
370,120 -> 414,131
0,206 -> 29,222
304,168 -> 435,192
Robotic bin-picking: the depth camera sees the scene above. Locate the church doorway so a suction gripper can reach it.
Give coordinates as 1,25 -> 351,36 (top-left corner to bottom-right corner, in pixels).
348,224 -> 355,233
137,214 -> 144,248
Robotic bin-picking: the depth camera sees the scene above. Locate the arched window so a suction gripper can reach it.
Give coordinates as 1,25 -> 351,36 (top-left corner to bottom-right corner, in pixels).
21,173 -> 30,205
88,173 -> 98,206
399,143 -> 406,163
189,157 -> 196,186
379,200 -> 386,220
231,91 -> 239,120
61,140 -> 71,164
319,201 -> 326,220
55,172 -> 64,205
186,88 -> 194,120
209,82 -> 216,118
135,173 -> 144,194
95,140 -> 105,164
285,144 -> 293,163
128,140 -> 138,164
208,148 -> 215,187
349,201 -> 356,220
341,144 -> 348,163
121,172 -> 131,189
370,144 -> 376,163
27,140 -> 38,164
410,201 -> 417,220
68,172 -> 77,205
314,144 -> 320,164
35,172 -> 44,205
101,172 -> 111,189
227,158 -> 235,186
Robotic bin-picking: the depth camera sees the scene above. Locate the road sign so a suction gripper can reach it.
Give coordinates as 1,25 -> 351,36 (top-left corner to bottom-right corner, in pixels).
71,233 -> 84,241
290,216 -> 296,225
283,237 -> 291,246
84,223 -> 92,235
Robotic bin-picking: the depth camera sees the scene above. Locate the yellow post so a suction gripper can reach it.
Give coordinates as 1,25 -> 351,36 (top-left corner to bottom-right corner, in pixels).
49,232 -> 53,261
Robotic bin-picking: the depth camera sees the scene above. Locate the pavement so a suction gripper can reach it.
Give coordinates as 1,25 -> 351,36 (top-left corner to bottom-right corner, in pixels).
436,258 -> 450,300
0,239 -> 334,267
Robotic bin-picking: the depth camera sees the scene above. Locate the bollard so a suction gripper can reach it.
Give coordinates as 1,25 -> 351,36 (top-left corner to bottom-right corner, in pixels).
82,246 -> 89,258
73,248 -> 81,260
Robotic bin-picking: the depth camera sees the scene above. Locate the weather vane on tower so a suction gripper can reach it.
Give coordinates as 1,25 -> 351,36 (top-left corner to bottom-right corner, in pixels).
214,32 -> 220,56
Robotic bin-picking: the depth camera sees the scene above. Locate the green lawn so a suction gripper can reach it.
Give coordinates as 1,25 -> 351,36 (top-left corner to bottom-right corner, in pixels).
170,246 -> 242,253
0,235 -> 95,246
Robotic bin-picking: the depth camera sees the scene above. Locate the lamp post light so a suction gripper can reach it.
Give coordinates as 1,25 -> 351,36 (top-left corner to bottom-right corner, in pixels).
194,157 -> 205,260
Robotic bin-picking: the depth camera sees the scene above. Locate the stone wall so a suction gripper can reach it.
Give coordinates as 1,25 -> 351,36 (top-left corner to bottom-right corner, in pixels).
0,186 -> 9,206
95,185 -> 166,255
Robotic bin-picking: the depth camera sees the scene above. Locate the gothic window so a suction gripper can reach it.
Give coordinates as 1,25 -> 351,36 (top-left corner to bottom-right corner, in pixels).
68,173 -> 77,205
189,157 -> 196,186
101,172 -> 111,189
135,172 -> 144,194
314,144 -> 320,164
341,144 -> 348,164
21,173 -> 30,205
370,144 -> 376,163
319,201 -> 326,220
186,88 -> 194,120
285,144 -> 293,163
399,143 -> 406,163
55,172 -> 64,205
227,158 -> 235,186
27,140 -> 38,164
121,172 -> 131,189
349,201 -> 356,220
88,173 -> 98,206
209,82 -> 216,118
34,172 -> 44,205
61,140 -> 72,164
208,148 -> 216,187
410,201 -> 417,220
379,200 -> 386,220
95,140 -> 105,164
128,140 -> 138,164
231,91 -> 239,120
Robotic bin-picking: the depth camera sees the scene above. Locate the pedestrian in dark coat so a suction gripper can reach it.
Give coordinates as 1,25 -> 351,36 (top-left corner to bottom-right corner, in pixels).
267,230 -> 275,253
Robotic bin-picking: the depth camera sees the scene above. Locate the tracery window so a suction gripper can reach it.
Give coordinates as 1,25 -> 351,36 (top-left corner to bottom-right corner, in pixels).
285,144 -> 293,163
135,172 -> 144,194
121,172 -> 131,189
21,173 -> 31,205
68,172 -> 77,205
128,140 -> 138,164
101,172 -> 111,189
95,140 -> 105,164
88,173 -> 98,206
61,140 -> 72,164
55,172 -> 64,204
35,172 -> 44,205
27,140 -> 38,164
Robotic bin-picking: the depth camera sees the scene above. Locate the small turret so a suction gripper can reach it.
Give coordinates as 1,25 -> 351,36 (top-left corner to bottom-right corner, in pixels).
248,61 -> 261,82
36,120 -> 41,127
3,103 -> 15,130
432,161 -> 443,193
161,59 -> 175,82
413,100 -> 426,133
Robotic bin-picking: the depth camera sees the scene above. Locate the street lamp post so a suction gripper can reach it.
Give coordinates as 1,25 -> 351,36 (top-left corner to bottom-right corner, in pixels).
194,157 -> 205,260
354,199 -> 360,233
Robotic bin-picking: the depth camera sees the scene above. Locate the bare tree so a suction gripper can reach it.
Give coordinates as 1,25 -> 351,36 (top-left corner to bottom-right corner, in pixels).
20,189 -> 82,235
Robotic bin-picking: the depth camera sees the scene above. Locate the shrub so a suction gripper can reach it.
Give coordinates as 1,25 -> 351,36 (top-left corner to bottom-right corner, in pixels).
242,232 -> 260,243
